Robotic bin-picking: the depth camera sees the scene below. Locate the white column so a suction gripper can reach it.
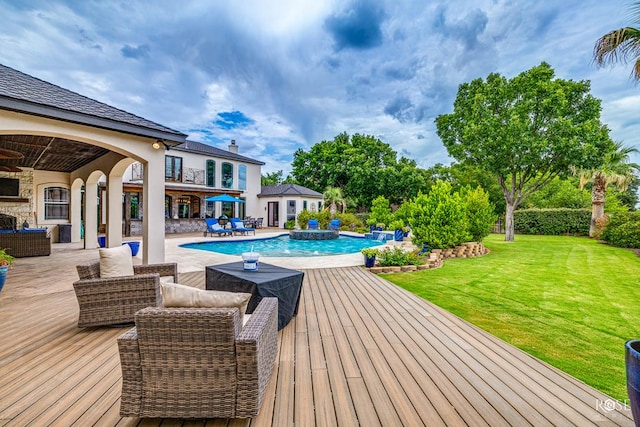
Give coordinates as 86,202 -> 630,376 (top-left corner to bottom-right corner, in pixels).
142,154 -> 165,263
70,180 -> 83,243
84,181 -> 98,249
106,174 -> 123,247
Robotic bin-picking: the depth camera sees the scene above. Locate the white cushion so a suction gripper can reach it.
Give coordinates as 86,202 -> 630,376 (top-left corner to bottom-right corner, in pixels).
233,221 -> 243,229
99,244 -> 134,278
160,282 -> 252,317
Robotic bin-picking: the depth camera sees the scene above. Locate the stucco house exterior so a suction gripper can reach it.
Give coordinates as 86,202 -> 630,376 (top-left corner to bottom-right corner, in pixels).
258,184 -> 324,228
119,139 -> 264,235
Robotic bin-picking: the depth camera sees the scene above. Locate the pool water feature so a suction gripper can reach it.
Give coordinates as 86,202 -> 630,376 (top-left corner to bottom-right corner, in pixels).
181,233 -> 385,257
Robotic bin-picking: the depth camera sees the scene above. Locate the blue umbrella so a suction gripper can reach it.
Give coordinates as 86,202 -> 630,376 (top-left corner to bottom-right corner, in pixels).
204,194 -> 245,203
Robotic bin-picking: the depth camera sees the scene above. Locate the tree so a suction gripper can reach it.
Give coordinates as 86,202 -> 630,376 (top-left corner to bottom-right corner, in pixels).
261,170 -> 284,186
291,132 -> 430,210
436,62 -> 613,241
572,141 -> 639,236
461,186 -> 496,242
323,186 -> 345,216
594,2 -> 640,80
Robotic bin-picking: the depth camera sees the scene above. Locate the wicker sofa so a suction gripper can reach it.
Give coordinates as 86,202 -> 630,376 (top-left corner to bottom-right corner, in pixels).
118,297 -> 278,419
73,261 -> 177,328
0,229 -> 51,257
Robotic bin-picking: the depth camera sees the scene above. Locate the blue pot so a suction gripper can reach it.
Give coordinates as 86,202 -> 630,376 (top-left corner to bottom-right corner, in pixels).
0,265 -> 8,292
364,255 -> 376,268
98,236 -> 106,248
394,229 -> 404,241
369,225 -> 375,233
123,241 -> 141,256
626,340 -> 640,426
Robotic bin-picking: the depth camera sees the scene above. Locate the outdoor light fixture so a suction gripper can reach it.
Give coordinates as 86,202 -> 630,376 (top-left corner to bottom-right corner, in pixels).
152,139 -> 170,150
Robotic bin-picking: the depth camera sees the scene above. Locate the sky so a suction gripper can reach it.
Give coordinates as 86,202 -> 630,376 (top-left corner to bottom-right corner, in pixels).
0,0 -> 638,175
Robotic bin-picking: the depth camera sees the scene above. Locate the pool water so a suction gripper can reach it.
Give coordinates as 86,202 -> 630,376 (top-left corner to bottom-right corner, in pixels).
181,233 -> 385,257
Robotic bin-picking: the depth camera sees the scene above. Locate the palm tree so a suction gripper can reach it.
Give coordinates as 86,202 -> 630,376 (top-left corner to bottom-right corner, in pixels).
573,142 -> 639,237
594,2 -> 640,80
323,186 -> 345,216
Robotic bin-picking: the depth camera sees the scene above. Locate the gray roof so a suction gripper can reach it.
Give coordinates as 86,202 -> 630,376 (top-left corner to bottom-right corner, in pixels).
259,184 -> 324,198
172,140 -> 264,165
0,63 -> 186,143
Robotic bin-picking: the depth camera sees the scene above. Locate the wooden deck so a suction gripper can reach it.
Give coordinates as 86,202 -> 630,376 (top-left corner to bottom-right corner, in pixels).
0,245 -> 634,426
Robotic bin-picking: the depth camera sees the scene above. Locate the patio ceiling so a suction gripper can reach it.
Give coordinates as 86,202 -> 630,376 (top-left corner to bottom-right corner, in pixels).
0,134 -> 110,173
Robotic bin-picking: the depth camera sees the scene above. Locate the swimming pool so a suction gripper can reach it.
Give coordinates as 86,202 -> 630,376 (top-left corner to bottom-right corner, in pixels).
180,233 -> 385,257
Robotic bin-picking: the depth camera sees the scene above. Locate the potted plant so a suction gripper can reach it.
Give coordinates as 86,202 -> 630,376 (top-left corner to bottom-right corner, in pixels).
389,220 -> 405,241
626,340 -> 640,424
361,247 -> 379,268
0,248 -> 15,292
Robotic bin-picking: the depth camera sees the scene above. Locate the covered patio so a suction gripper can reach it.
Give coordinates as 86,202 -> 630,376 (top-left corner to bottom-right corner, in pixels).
0,244 -> 632,426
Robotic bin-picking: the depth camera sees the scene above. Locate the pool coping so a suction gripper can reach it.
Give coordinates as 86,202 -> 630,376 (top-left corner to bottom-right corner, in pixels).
165,231 -> 389,273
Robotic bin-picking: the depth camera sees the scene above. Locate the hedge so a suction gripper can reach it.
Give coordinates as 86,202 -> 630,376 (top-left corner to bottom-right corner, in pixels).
601,211 -> 640,248
513,208 -> 590,236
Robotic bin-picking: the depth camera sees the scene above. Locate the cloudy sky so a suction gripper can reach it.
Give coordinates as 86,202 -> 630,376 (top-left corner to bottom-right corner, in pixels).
0,0 -> 638,174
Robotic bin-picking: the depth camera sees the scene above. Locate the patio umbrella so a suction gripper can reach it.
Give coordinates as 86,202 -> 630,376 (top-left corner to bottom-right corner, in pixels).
204,194 -> 245,203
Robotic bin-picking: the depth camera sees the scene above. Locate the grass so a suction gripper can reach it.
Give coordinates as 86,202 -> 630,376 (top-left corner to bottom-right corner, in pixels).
383,233 -> 640,401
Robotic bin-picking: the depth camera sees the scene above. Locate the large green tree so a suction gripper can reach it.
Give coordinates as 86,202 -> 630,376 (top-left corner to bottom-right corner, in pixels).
572,141 -> 639,236
291,132 -> 429,210
436,62 -> 613,241
594,2 -> 640,80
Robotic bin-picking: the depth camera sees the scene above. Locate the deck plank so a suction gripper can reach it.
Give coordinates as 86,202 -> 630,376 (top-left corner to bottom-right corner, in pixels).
0,247 -> 633,426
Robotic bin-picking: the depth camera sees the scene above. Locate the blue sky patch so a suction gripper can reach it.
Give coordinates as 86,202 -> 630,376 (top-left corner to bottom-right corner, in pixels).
214,111 -> 254,130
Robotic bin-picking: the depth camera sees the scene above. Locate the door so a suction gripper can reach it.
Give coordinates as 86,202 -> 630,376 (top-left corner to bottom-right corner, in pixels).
268,201 -> 279,227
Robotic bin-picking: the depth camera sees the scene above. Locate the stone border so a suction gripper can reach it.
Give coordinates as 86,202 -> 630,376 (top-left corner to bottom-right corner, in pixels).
367,241 -> 488,274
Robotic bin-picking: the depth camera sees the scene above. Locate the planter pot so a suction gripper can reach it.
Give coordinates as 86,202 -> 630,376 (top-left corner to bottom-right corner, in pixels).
626,340 -> 640,426
394,229 -> 404,242
0,265 -> 8,291
122,241 -> 141,256
364,255 -> 376,268
97,236 -> 106,248
369,225 -> 375,233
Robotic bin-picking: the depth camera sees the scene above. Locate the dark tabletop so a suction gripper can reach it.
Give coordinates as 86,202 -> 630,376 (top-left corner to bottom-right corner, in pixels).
206,262 -> 304,330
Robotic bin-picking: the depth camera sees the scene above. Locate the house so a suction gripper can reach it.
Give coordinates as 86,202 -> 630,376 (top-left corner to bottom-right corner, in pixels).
0,63 -> 186,262
119,139 -> 264,235
258,184 -> 324,228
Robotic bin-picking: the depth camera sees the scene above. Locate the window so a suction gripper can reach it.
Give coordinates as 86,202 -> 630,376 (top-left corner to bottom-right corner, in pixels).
177,197 -> 191,219
165,195 -> 172,218
165,156 -> 182,182
222,162 -> 233,189
206,160 -> 216,187
303,200 -> 308,210
238,164 -> 247,190
130,194 -> 139,219
44,187 -> 70,220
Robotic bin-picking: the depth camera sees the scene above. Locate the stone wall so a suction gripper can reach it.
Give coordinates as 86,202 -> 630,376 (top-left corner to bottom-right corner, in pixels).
0,170 -> 35,228
126,218 -> 207,235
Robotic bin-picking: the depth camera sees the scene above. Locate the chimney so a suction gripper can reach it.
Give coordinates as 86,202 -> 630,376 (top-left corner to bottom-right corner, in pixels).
228,139 -> 238,154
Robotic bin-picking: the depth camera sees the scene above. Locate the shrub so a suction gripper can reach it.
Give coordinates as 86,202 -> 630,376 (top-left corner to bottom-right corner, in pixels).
408,181 -> 471,249
514,209 -> 590,236
333,212 -> 364,231
368,196 -> 393,228
461,186 -> 496,241
296,209 -> 330,229
377,246 -> 426,266
601,212 -> 640,248
285,219 -> 296,230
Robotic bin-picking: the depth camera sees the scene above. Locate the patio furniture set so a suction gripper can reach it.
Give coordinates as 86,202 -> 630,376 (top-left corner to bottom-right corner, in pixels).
203,217 -> 262,237
0,213 -> 51,258
71,244 -> 303,420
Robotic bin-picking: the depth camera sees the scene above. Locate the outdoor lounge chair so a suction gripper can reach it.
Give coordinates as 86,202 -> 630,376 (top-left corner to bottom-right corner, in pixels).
307,219 -> 319,229
328,219 -> 341,230
118,297 -> 278,418
231,218 -> 256,236
73,260 -> 177,328
203,218 -> 233,237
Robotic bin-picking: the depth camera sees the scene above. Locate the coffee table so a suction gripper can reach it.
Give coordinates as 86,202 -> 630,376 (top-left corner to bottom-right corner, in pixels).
206,262 -> 304,330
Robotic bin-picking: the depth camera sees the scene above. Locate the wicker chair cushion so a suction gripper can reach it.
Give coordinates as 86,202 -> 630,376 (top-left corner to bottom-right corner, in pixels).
161,282 -> 252,317
99,244 -> 134,278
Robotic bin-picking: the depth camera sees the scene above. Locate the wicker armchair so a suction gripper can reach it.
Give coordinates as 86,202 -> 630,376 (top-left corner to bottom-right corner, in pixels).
118,297 -> 278,419
73,261 -> 177,328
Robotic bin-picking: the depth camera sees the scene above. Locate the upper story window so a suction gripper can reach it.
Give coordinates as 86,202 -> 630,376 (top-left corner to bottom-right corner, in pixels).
222,162 -> 233,189
44,186 -> 70,220
238,164 -> 247,190
165,156 -> 182,182
206,160 -> 216,187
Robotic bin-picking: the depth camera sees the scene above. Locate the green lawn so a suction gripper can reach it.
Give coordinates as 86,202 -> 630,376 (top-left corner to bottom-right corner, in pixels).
383,234 -> 640,401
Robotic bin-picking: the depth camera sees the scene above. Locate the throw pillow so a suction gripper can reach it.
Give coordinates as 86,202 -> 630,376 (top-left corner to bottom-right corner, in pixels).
99,244 -> 134,278
160,281 -> 252,317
